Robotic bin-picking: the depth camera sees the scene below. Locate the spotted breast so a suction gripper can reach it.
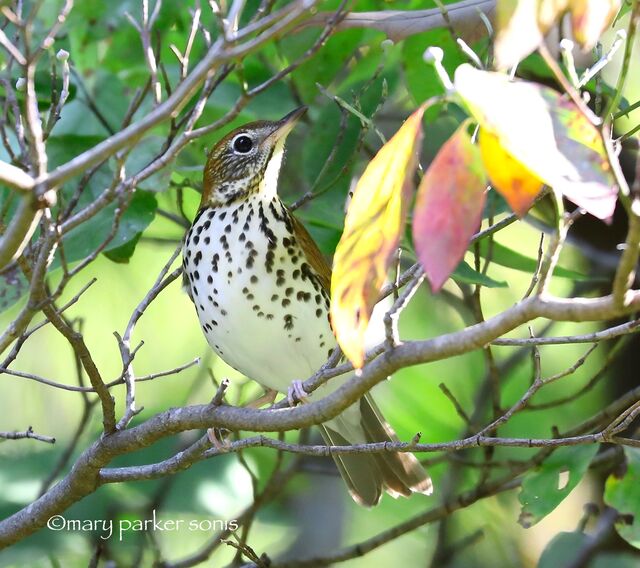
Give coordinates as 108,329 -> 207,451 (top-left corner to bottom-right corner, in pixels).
183,107 -> 432,506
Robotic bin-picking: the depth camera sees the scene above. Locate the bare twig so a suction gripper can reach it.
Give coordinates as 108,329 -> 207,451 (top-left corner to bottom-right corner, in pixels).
0,426 -> 55,444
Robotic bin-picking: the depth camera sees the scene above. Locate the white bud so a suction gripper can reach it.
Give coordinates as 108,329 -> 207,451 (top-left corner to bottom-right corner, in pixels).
423,46 -> 444,64
559,38 -> 574,52
15,77 -> 26,91
381,39 -> 394,53
56,49 -> 69,62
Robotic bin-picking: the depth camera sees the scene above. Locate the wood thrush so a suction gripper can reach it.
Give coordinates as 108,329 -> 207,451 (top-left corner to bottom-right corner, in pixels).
182,107 -> 432,506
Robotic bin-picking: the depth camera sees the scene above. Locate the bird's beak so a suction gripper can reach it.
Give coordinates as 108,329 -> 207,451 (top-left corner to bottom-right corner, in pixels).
268,106 -> 307,142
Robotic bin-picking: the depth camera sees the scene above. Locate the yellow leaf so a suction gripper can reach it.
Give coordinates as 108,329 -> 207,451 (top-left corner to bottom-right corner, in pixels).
479,129 -> 543,216
455,65 -> 618,221
330,106 -> 426,368
538,0 -> 570,31
570,0 -> 620,49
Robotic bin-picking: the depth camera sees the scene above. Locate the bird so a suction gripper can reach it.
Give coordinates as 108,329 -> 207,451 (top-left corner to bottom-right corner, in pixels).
182,106 -> 432,506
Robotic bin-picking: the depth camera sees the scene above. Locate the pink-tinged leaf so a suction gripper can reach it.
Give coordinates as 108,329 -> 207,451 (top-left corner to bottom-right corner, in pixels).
331,106 -> 426,368
413,123 -> 488,292
454,65 -> 618,222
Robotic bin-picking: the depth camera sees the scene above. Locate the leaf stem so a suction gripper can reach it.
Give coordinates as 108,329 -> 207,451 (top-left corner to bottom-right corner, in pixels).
603,0 -> 639,122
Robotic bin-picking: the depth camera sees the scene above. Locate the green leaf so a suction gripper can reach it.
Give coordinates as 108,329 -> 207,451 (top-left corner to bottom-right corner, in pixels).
303,74 -> 385,190
476,240 -> 602,282
0,69 -> 77,110
539,531 -> 640,568
519,444 -> 599,528
605,446 -> 640,549
451,260 -> 507,288
281,28 -> 365,102
0,191 -> 157,314
62,190 -> 158,261
103,233 -> 142,264
592,553 -> 640,568
0,266 -> 29,314
483,188 -> 512,219
402,30 -> 467,120
538,531 -> 589,568
125,135 -> 172,192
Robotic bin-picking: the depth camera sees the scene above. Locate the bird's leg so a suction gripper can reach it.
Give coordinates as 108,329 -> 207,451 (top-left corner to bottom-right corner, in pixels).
287,380 -> 310,407
244,389 -> 278,409
207,427 -> 231,451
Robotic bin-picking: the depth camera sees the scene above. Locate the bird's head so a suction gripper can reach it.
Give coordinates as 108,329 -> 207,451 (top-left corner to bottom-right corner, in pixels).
201,106 -> 306,207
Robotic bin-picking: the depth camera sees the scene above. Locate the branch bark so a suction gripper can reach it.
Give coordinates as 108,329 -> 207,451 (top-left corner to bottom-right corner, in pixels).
1,288 -> 640,548
300,0 -> 496,43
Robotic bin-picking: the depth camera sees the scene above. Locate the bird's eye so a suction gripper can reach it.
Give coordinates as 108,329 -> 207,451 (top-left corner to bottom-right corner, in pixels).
232,135 -> 253,154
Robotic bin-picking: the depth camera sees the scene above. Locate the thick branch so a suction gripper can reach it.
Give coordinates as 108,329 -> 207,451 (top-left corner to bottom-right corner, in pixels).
300,1 -> 495,43
1,288 -> 640,547
0,161 -> 35,191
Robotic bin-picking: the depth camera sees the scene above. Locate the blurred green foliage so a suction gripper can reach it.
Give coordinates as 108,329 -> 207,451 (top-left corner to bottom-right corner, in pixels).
1,0 -> 639,567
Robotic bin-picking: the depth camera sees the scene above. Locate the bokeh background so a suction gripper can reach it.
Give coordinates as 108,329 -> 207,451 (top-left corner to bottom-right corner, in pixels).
0,1 -> 639,566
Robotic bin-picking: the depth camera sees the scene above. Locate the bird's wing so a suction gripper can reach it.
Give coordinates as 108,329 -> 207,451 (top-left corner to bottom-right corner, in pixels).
290,213 -> 332,294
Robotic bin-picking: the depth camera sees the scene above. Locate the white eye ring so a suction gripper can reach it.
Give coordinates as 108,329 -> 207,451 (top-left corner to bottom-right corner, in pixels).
231,133 -> 254,154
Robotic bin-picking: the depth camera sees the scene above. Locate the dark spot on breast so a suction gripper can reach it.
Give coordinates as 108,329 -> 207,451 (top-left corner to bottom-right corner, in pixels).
284,315 -> 294,330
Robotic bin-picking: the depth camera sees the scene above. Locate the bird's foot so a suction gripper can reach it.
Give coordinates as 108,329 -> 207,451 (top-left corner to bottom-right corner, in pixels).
208,427 -> 231,452
287,380 -> 309,407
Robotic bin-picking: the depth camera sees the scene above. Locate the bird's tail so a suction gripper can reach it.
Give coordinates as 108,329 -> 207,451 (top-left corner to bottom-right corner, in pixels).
319,393 -> 433,507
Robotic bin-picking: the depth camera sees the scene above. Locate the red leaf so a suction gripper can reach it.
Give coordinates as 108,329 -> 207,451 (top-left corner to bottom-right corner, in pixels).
413,123 -> 488,292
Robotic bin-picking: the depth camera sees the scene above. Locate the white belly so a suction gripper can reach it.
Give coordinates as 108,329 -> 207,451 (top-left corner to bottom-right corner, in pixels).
183,195 -> 334,393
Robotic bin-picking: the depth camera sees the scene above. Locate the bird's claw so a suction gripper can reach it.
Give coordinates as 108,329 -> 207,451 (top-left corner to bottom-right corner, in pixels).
287,380 -> 309,407
208,427 -> 231,451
